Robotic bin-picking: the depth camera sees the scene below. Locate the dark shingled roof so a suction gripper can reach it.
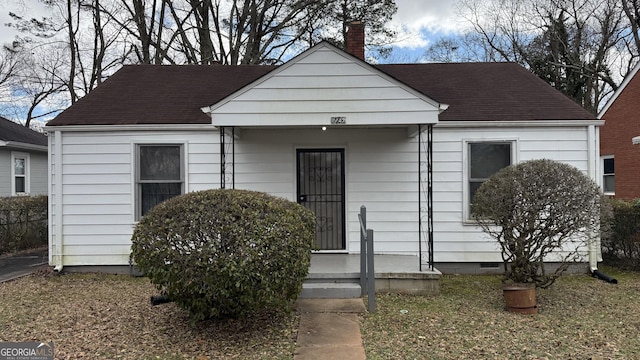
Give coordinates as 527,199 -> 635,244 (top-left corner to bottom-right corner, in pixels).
0,116 -> 48,146
377,62 -> 595,121
47,62 -> 595,126
48,65 -> 276,126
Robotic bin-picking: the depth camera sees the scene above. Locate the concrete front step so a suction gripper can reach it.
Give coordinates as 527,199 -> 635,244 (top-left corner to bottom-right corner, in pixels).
300,282 -> 362,299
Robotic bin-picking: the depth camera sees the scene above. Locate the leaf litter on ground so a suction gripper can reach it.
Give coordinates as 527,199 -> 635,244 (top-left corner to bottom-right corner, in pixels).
0,270 -> 298,359
360,267 -> 640,359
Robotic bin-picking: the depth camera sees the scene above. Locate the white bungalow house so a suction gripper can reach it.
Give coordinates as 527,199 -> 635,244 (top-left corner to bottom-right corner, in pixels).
45,26 -> 602,277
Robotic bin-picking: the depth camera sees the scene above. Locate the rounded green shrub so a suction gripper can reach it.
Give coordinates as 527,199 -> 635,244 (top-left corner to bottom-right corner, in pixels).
131,189 -> 316,320
472,159 -> 601,288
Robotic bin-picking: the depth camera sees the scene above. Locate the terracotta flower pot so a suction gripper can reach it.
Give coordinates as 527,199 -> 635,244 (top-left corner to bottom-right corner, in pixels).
503,284 -> 537,314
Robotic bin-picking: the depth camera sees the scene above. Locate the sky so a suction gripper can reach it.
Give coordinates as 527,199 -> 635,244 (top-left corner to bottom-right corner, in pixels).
0,0 -> 469,125
392,0 -> 467,46
0,0 -> 467,56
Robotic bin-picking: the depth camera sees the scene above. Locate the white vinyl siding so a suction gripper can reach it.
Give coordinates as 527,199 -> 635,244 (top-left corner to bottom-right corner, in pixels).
49,129 -> 218,266
0,150 -> 10,196
432,126 -> 592,263
234,128 -> 419,254
49,124 -> 596,267
28,152 -> 48,195
210,44 -> 441,126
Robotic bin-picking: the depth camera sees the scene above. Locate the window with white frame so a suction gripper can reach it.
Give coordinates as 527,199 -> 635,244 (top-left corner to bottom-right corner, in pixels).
11,152 -> 29,195
467,141 -> 513,219
136,144 -> 184,219
602,156 -> 614,194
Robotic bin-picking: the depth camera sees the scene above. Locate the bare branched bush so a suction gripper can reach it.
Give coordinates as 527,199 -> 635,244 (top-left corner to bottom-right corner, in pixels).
472,159 -> 601,288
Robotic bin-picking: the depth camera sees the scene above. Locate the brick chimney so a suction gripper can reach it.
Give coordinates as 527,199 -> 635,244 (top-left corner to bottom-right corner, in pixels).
346,21 -> 365,60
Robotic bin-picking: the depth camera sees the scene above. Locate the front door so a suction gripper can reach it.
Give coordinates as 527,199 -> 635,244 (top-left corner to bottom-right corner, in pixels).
297,149 -> 346,251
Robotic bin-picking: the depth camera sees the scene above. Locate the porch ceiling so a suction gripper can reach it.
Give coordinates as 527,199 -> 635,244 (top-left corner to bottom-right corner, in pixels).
217,124 -> 428,139
207,110 -> 442,127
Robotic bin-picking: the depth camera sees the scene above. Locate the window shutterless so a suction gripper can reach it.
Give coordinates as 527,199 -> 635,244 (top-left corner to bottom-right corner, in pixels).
136,144 -> 184,219
468,142 -> 512,216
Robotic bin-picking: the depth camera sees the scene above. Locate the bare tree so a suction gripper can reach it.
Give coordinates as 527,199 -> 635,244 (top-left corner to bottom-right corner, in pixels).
1,0 -> 400,125
0,45 -> 21,92
9,45 -> 67,128
424,33 -> 495,63
621,0 -> 640,66
453,0 -> 627,113
312,0 -> 397,59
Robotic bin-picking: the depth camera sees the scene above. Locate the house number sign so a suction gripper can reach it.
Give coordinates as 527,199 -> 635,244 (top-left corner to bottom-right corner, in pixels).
330,116 -> 346,124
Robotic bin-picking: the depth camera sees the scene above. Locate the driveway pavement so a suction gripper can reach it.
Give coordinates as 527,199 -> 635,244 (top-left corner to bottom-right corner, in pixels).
0,248 -> 48,282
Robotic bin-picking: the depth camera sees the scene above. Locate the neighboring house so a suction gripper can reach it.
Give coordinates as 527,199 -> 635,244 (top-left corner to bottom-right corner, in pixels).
599,62 -> 640,199
45,26 -> 602,273
0,116 -> 48,197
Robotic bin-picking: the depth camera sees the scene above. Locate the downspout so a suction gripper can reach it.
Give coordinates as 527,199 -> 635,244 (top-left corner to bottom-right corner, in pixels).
588,124 -> 617,283
54,130 -> 64,272
587,124 -> 598,273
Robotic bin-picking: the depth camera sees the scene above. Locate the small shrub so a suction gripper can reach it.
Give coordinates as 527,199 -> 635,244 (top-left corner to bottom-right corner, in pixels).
0,195 -> 48,255
131,189 -> 316,320
600,197 -> 640,268
472,159 -> 601,288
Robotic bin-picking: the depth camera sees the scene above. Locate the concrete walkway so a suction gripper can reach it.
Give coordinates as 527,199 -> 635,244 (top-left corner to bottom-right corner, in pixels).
294,298 -> 367,360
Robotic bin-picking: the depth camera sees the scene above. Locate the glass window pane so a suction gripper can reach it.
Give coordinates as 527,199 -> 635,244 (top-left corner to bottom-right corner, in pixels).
469,181 -> 483,206
140,183 -> 182,215
140,146 -> 181,180
470,143 -> 511,179
603,175 -> 615,193
15,177 -> 25,193
603,158 -> 614,174
14,158 -> 25,175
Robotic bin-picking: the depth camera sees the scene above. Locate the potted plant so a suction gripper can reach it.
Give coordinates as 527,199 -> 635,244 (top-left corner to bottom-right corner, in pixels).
471,159 -> 601,314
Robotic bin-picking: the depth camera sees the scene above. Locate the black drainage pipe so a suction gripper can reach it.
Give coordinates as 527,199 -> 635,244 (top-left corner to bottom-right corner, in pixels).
150,295 -> 173,306
592,270 -> 618,284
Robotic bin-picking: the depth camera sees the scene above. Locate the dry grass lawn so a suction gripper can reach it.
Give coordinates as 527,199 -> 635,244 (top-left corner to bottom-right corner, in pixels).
2,266 -> 640,359
0,269 -> 298,359
361,266 -> 640,359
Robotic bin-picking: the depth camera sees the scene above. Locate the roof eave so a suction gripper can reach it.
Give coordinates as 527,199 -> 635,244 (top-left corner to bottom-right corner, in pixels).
0,141 -> 48,152
435,119 -> 603,128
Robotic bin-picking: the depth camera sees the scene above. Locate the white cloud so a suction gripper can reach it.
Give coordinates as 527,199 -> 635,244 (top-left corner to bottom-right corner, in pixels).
0,0 -> 54,47
390,0 -> 470,49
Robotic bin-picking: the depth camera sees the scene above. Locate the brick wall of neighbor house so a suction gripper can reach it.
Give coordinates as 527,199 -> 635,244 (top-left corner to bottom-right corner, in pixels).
600,71 -> 640,200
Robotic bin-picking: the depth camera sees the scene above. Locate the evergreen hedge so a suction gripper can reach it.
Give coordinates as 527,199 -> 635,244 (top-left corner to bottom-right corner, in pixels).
131,189 -> 316,320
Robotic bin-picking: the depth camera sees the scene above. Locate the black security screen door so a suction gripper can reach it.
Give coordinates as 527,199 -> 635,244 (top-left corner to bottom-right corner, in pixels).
297,149 -> 346,250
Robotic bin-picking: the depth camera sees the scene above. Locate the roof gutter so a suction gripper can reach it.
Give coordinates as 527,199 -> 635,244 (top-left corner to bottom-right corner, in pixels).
435,119 -> 604,128
0,141 -> 47,152
44,123 -> 218,132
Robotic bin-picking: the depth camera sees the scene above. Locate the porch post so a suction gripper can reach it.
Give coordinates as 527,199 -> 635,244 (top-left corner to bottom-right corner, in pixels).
219,126 -> 236,189
427,124 -> 434,270
220,126 -> 226,189
418,124 -> 423,271
418,124 -> 435,271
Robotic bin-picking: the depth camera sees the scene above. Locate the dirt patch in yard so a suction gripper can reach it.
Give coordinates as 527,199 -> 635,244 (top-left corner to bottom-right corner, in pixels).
0,272 -> 298,359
